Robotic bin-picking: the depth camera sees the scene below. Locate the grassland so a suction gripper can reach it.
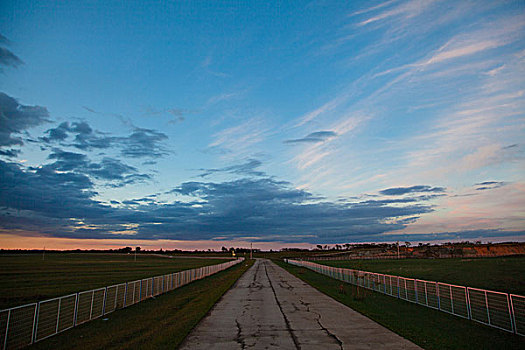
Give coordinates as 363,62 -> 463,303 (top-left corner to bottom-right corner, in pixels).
275,259 -> 524,350
318,256 -> 525,295
0,253 -> 229,309
31,259 -> 254,350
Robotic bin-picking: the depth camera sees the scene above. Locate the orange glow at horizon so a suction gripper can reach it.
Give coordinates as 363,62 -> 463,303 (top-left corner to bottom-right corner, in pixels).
0,233 -> 314,251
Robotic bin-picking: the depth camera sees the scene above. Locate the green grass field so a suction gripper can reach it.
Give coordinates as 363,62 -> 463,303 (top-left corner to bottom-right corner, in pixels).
31,259 -> 254,350
0,253 -> 229,309
275,259 -> 525,350
317,256 -> 525,295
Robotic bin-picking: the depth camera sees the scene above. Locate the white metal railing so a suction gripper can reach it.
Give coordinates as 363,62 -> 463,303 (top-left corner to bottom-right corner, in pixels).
285,259 -> 524,336
0,258 -> 244,349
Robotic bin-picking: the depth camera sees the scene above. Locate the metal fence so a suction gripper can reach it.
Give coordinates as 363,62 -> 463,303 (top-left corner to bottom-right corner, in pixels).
0,258 -> 244,349
285,259 -> 524,336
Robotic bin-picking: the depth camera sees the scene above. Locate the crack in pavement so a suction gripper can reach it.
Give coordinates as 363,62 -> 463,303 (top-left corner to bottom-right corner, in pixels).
294,282 -> 343,349
314,311 -> 344,349
264,262 -> 301,350
235,319 -> 247,350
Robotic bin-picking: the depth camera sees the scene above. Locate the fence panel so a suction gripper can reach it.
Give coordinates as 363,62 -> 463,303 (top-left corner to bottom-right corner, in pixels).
104,286 -> 117,314
34,299 -> 59,341
406,279 -> 417,303
115,283 -> 126,309
75,291 -> 93,325
124,283 -> 134,307
416,280 -> 427,306
5,304 -> 37,350
140,279 -> 149,301
438,283 -> 453,313
131,281 -> 140,305
91,288 -> 105,319
450,286 -> 468,318
486,291 -> 513,332
57,294 -> 76,332
468,288 -> 489,324
511,294 -> 525,335
426,282 -> 439,309
0,310 -> 8,349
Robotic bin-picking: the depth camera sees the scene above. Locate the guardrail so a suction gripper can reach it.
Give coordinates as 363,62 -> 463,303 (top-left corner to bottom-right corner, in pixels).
285,259 -> 524,336
0,258 -> 244,349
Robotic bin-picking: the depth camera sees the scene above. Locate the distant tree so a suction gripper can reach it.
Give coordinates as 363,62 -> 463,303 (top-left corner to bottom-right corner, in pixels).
122,247 -> 132,253
316,245 -> 323,250
221,246 -> 228,252
135,247 -> 141,252
405,241 -> 411,248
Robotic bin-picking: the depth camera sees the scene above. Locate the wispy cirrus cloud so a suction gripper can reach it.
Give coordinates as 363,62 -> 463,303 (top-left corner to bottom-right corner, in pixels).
379,185 -> 446,196
197,159 -> 265,178
209,117 -> 269,159
356,0 -> 437,27
0,34 -> 23,71
284,131 -> 337,144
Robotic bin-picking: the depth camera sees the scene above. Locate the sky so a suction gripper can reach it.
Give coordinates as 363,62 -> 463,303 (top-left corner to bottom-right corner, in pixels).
0,0 -> 524,250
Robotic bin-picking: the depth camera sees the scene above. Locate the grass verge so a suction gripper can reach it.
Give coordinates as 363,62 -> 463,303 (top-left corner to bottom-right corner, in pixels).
31,259 -> 254,350
319,256 -> 525,295
274,259 -> 524,350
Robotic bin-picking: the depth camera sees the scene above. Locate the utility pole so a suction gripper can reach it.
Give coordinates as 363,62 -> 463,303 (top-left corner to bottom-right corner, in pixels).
42,246 -> 45,261
250,243 -> 253,260
397,241 -> 400,259
134,247 -> 137,262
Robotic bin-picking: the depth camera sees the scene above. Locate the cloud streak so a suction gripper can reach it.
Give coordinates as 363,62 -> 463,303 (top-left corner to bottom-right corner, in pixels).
284,131 -> 337,144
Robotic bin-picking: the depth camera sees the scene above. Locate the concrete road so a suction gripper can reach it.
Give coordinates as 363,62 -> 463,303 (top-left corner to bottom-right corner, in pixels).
180,259 -> 421,350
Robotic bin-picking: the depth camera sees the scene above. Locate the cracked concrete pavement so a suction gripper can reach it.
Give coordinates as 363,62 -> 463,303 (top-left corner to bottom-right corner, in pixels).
179,259 -> 422,350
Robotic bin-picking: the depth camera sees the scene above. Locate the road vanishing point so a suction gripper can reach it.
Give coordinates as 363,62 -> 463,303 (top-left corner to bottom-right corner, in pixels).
180,259 -> 421,349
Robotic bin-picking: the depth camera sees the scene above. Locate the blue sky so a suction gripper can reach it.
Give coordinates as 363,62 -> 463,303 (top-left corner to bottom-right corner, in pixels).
0,1 -> 524,250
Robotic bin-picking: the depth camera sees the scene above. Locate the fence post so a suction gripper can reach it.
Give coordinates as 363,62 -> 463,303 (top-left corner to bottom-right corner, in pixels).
436,282 -> 441,310
102,287 -> 107,315
4,309 -> 11,350
123,283 -> 128,307
73,293 -> 79,326
450,285 -> 454,314
56,297 -> 62,333
424,282 -> 428,306
507,293 -> 516,333
510,295 -> 517,334
32,302 -> 39,344
465,288 -> 472,320
415,280 -> 418,303
89,290 -> 95,319
484,290 -> 490,325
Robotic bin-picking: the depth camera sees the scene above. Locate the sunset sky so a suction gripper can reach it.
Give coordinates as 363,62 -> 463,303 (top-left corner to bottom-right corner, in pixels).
1,1 -> 524,250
